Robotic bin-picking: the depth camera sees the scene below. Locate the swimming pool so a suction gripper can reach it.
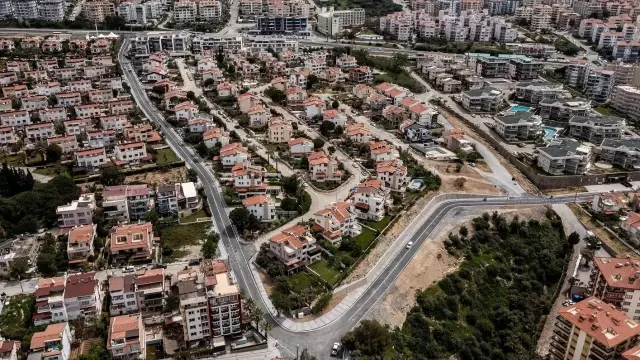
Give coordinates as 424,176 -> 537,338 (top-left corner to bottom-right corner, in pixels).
510,105 -> 531,112
543,126 -> 557,140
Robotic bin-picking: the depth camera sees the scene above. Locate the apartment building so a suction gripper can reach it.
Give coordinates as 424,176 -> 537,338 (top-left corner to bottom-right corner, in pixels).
109,269 -> 165,315
29,323 -> 71,360
107,314 -> 145,360
514,81 -> 566,104
549,297 -> 640,360
269,225 -> 321,273
33,277 -> 67,326
612,86 -> 640,124
75,147 -> 108,169
132,32 -> 191,55
316,7 -> 365,36
494,111 -> 542,141
56,193 -> 95,228
175,269 -> 211,344
66,225 -> 95,264
115,142 -> 148,164
312,202 -> 361,245
108,222 -> 154,263
82,1 -> 115,22
537,138 -> 592,175
0,110 -> 31,128
25,123 -> 54,143
87,130 -> 115,149
352,179 -> 389,222
568,115 -> 624,144
583,68 -> 615,102
460,87 -> 504,112
0,126 -> 16,147
103,185 -> 152,221
508,57 -> 543,81
599,138 -> 640,170
63,272 -> 101,319
588,257 -> 640,320
47,136 -> 79,154
539,98 -> 591,125
191,34 -> 242,55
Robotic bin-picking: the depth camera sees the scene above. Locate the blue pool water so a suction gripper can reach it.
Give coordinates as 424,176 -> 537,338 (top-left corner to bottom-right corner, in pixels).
510,105 -> 531,112
543,126 -> 557,140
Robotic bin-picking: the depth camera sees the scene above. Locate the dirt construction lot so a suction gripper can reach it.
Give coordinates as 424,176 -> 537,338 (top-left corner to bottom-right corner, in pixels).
125,167 -> 188,187
367,206 -> 548,327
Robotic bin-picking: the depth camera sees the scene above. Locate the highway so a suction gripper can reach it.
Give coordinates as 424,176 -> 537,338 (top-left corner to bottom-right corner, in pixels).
119,38 -> 597,358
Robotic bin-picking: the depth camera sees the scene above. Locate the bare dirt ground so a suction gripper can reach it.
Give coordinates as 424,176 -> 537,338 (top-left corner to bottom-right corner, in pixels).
542,186 -> 587,196
293,293 -> 347,322
259,271 -> 275,296
367,206 -> 548,327
125,167 -> 188,187
414,157 -> 505,195
175,244 -> 202,262
475,160 -> 492,173
440,111 -> 538,194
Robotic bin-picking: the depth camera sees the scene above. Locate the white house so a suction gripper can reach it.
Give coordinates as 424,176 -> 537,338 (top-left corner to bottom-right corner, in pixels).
242,195 -> 277,222
29,323 -> 72,360
351,178 -> 389,222
220,143 -> 250,168
289,138 -> 314,157
175,101 -> 199,120
75,147 -> 108,169
323,109 -> 347,127
47,136 -> 79,154
303,97 -> 325,119
115,142 -> 148,164
203,128 -> 229,148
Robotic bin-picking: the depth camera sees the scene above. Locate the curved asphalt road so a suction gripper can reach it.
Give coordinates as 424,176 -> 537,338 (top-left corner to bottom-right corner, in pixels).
120,40 -> 594,358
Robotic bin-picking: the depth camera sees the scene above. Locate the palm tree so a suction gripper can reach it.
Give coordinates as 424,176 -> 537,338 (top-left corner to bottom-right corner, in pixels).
260,319 -> 272,338
581,247 -> 596,267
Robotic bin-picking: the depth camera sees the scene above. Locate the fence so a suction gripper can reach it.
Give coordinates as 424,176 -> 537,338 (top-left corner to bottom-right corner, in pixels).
437,102 -> 640,190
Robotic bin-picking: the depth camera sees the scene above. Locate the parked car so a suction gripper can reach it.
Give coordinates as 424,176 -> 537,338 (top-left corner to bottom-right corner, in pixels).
188,259 -> 201,266
621,180 -> 633,188
153,263 -> 168,269
331,343 -> 341,357
123,266 -> 135,273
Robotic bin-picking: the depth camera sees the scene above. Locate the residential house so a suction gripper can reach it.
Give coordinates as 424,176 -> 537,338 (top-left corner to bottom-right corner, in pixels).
29,323 -> 72,360
108,222 -> 154,263
568,115 -> 624,144
537,138 -> 592,175
599,138 -> 640,170
56,193 -> 95,228
323,109 -> 347,127
345,123 -> 371,144
312,202 -> 361,245
369,141 -> 396,162
47,136 -> 79,154
25,123 -> 55,142
102,185 -> 153,222
242,195 -> 276,222
107,314 -> 145,360
39,107 -> 68,123
285,87 -> 307,103
232,163 -> 267,198
267,117 -> 292,143
75,147 -> 108,169
33,277 -> 67,326
303,97 -> 325,119
108,269 -> 166,315
308,151 -> 342,182
494,112 -> 543,141
376,159 -> 408,192
460,87 -> 505,112
115,142 -> 149,164
216,82 -> 237,97
175,102 -> 199,121
66,225 -> 95,265
352,179 -> 390,222
248,105 -> 269,128
592,192 -> 629,214
0,126 -> 16,147
220,143 -> 250,168
188,117 -> 211,133
63,272 -> 101,319
203,128 -> 229,148
288,138 -> 314,157
269,225 -> 321,273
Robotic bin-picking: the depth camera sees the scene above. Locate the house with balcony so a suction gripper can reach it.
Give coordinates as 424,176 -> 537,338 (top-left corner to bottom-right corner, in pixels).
369,141 -> 397,162
108,222 -> 154,263
33,277 -> 67,326
592,192 -> 629,214
598,138 -> 640,170
232,163 -> 266,198
47,136 -> 79,154
269,225 -> 321,273
536,138 -> 592,175
312,202 -> 361,245
242,195 -> 276,222
345,123 -> 371,144
352,179 -> 390,222
25,123 -> 55,143
202,260 -> 242,338
203,128 -> 229,148
64,272 -> 101,319
220,143 -> 250,168
460,87 -> 504,112
108,269 -> 165,316
323,109 -> 347,127
107,314 -> 145,360
115,142 -> 150,165
0,339 -> 20,360
288,138 -> 314,157
56,193 -> 95,229
66,225 -> 95,265
29,323 -> 72,360
568,115 -> 624,144
308,151 -> 342,182
103,185 -> 153,222
267,117 -> 292,143
550,297 -> 640,360
589,257 -> 640,321
175,272 -> 211,344
494,111 -> 543,141
75,147 -> 108,169
376,159 -> 408,193
156,184 -> 179,216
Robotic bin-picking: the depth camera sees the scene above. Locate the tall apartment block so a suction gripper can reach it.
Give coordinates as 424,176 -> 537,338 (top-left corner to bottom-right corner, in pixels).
316,7 -> 365,36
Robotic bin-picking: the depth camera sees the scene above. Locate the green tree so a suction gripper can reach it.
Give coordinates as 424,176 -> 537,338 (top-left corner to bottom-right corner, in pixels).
313,138 -> 325,149
8,257 -> 28,279
269,290 -> 292,315
459,225 -> 469,237
306,74 -> 318,89
187,168 -> 198,183
319,121 -> 335,137
280,197 -> 298,212
45,144 -> 62,163
300,156 -> 309,169
145,209 -> 159,226
202,238 -> 217,259
264,87 -> 286,104
581,247 -> 595,266
163,294 -> 180,313
332,100 -> 339,109
229,207 -> 250,231
342,320 -> 394,356
568,231 -> 581,245
100,167 -> 124,186
203,78 -> 215,87
334,125 -> 344,136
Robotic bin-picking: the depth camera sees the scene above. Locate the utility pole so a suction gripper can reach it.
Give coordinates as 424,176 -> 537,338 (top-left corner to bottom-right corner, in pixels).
296,344 -> 300,360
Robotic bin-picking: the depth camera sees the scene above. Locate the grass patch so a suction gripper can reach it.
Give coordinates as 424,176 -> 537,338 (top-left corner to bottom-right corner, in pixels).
353,227 -> 378,249
309,260 -> 342,286
160,222 -> 209,261
155,147 -> 179,165
363,216 -> 392,232
180,209 -> 209,223
289,271 -> 320,294
594,106 -> 623,117
0,153 -> 25,167
0,294 -> 35,340
34,165 -> 67,177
